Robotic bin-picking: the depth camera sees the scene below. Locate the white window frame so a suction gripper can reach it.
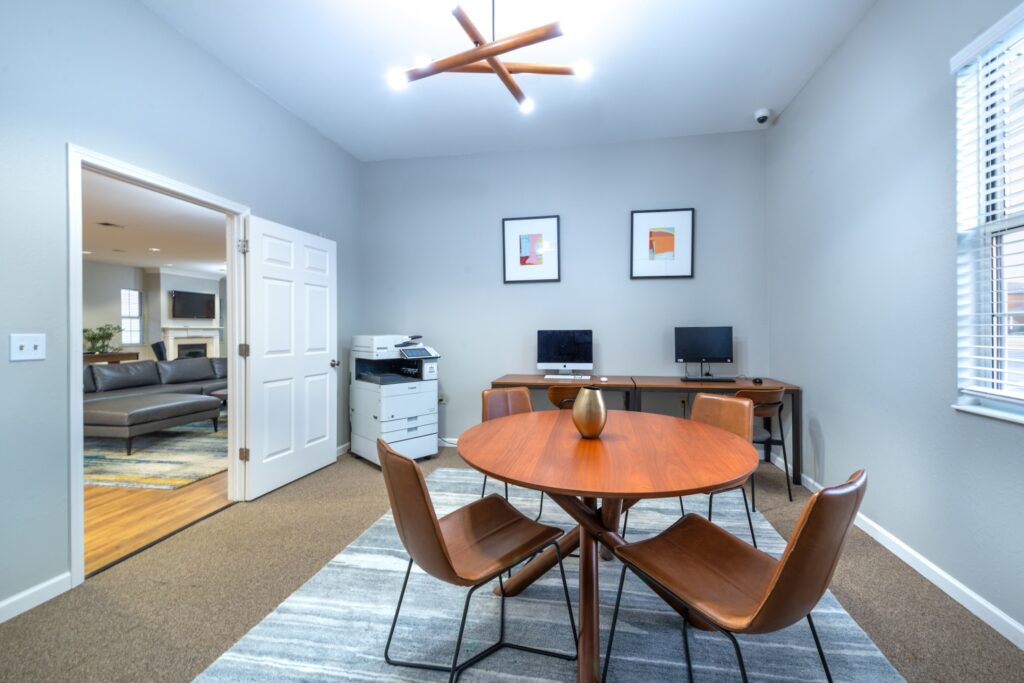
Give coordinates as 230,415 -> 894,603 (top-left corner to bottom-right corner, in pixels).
120,287 -> 142,346
952,6 -> 1024,426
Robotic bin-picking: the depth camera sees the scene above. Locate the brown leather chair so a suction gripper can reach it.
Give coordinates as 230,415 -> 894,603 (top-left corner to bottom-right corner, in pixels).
604,470 -> 868,683
546,385 -> 581,409
736,388 -> 793,503
479,387 -> 546,520
378,439 -> 577,681
692,393 -> 759,547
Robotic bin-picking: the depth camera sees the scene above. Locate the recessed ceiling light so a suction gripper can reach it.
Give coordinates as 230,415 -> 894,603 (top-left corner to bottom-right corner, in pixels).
82,250 -> 92,255
148,247 -> 161,252
165,263 -> 174,267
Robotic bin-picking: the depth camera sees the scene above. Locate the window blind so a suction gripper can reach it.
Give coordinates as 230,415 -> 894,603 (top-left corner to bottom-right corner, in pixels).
956,26 -> 1024,407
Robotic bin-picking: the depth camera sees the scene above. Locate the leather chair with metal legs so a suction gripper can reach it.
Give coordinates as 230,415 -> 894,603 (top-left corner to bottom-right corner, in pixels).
604,470 -> 868,683
695,393 -> 758,547
377,439 -> 578,682
479,388 -> 547,520
736,388 -> 793,503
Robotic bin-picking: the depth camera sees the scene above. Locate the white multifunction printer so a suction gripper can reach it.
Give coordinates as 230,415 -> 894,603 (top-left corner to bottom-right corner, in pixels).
349,335 -> 440,465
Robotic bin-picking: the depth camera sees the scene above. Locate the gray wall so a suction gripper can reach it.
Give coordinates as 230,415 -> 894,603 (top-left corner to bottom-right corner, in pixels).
0,0 -> 358,606
766,0 -> 1024,627
82,262 -> 145,350
358,133 -> 768,437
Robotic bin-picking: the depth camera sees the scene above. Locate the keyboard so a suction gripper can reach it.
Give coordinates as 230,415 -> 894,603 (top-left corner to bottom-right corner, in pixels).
544,374 -> 591,380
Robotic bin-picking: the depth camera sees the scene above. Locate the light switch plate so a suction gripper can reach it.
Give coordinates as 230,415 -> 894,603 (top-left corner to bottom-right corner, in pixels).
10,333 -> 46,361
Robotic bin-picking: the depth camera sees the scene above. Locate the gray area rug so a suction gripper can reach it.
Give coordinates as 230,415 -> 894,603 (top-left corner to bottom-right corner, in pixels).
198,468 -> 902,682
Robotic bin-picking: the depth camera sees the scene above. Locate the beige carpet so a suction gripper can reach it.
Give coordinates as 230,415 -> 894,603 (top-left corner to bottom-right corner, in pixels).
0,450 -> 1021,682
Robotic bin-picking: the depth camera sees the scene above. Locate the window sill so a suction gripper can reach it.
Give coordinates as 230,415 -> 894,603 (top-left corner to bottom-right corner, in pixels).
952,403 -> 1024,427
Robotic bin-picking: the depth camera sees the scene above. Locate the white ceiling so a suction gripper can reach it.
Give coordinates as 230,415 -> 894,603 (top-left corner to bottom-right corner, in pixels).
83,170 -> 227,275
140,0 -> 875,161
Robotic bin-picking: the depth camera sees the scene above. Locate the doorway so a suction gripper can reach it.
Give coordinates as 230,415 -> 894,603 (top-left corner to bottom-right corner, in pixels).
80,168 -> 236,574
68,147 -> 249,584
67,146 -> 340,586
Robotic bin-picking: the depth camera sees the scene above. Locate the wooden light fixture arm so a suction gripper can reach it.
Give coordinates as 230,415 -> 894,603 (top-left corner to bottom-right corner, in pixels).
404,19 -> 563,84
452,6 -> 526,104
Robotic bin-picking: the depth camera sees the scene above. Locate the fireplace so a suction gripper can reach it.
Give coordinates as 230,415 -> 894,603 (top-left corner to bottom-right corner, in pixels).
177,343 -> 208,359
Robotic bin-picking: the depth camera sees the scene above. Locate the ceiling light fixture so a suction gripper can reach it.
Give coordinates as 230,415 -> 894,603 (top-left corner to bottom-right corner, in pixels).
387,2 -> 589,112
82,250 -> 92,255
148,247 -> 161,252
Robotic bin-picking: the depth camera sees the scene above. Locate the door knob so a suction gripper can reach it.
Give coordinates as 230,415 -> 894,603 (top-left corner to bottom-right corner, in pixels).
330,359 -> 340,368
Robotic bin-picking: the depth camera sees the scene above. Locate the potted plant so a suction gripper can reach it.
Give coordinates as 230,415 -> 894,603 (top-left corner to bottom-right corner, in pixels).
83,324 -> 123,354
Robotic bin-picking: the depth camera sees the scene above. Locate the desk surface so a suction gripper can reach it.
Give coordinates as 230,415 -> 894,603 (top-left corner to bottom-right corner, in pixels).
492,374 -> 800,392
492,373 -> 636,389
459,409 -> 758,499
632,375 -> 800,391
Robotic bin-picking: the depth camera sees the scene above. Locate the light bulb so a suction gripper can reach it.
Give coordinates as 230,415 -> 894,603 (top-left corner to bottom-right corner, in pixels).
574,60 -> 593,79
386,68 -> 409,91
520,97 -> 536,114
414,55 -> 432,69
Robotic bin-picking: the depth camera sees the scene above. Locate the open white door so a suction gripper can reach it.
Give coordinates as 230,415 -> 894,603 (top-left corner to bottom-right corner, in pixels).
244,216 -> 337,499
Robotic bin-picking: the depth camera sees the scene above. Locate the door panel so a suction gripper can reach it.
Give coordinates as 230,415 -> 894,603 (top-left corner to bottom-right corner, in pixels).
246,216 -> 337,499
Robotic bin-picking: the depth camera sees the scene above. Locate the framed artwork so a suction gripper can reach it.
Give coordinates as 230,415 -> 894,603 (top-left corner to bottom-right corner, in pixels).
630,208 -> 695,279
502,215 -> 560,283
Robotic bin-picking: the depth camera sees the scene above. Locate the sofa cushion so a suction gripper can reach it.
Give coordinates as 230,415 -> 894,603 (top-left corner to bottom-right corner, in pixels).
202,380 -> 228,395
84,393 -> 222,427
210,357 -> 227,379
92,361 -> 160,393
158,357 -> 215,384
84,365 -> 96,393
83,383 -> 202,404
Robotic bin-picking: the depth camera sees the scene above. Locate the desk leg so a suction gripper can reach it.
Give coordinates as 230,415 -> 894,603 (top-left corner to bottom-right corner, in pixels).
578,497 -> 600,682
633,388 -> 642,412
792,390 -> 803,486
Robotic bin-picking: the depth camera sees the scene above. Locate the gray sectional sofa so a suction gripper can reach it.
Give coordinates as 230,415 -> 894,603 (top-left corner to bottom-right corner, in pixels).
84,357 -> 228,454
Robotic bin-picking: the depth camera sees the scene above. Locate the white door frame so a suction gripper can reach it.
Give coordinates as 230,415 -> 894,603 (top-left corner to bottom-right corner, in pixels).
67,144 -> 250,587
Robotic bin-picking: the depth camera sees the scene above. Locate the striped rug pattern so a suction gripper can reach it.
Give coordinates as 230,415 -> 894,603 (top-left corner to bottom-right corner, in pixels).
84,414 -> 226,489
199,468 -> 903,682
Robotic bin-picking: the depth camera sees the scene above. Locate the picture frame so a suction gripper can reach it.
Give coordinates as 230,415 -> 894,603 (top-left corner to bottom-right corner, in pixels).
630,208 -> 695,279
502,215 -> 560,283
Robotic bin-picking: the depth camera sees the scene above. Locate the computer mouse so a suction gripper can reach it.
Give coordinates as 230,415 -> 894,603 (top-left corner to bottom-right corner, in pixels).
600,376 -> 608,382
752,377 -> 763,385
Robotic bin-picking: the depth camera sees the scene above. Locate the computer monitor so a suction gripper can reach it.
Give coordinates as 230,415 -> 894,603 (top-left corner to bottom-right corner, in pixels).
537,330 -> 593,374
674,326 -> 733,364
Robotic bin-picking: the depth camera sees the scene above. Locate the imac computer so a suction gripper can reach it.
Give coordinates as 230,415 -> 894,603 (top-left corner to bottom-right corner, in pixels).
538,330 -> 593,379
675,326 -> 736,382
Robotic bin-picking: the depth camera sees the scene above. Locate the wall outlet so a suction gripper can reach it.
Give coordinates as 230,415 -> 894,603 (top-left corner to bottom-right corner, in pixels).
10,333 -> 46,361
438,392 -> 448,405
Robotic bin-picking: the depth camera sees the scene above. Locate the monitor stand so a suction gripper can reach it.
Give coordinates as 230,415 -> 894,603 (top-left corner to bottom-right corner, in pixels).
543,369 -> 591,381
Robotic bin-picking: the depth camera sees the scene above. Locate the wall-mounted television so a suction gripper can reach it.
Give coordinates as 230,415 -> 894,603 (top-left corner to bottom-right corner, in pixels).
171,290 -> 215,319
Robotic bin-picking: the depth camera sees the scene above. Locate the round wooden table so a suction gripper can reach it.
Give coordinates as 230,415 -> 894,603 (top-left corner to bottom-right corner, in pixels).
459,409 -> 758,683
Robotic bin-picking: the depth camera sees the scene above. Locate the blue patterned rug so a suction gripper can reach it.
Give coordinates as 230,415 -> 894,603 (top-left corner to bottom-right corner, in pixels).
198,468 -> 902,682
84,413 -> 227,489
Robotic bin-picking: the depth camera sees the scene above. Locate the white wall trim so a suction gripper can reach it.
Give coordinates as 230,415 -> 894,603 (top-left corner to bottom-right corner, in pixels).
439,437 -> 458,447
801,473 -> 1024,650
336,441 -> 351,457
950,1 -> 1024,72
0,573 -> 71,624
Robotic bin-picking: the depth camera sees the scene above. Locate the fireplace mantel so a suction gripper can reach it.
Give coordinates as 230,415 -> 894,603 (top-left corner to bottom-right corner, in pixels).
162,325 -> 222,359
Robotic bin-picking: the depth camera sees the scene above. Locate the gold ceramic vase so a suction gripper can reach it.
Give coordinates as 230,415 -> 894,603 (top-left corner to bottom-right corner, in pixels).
572,386 -> 607,438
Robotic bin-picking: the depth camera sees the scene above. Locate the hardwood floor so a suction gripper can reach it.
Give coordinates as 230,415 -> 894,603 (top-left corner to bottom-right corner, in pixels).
84,471 -> 232,575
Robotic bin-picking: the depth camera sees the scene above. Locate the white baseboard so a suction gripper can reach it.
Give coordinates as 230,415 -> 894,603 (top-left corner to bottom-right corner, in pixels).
0,572 -> 71,624
336,441 -> 351,457
439,437 -> 458,447
800,472 -> 1024,650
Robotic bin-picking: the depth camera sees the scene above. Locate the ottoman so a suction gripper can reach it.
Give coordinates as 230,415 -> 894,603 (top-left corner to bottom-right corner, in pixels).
84,393 -> 223,455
